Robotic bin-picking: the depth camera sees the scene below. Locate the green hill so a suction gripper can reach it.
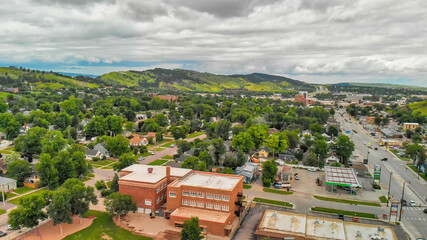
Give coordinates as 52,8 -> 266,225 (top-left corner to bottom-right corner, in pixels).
0,67 -> 98,89
98,68 -> 315,92
408,100 -> 427,115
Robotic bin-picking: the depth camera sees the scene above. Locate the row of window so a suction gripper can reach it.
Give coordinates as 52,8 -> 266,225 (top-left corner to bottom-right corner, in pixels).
146,193 -> 167,206
182,199 -> 229,211
156,182 -> 167,193
178,191 -> 230,201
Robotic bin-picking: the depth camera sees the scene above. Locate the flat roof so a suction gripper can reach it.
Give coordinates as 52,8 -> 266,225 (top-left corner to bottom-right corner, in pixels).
170,172 -> 241,191
258,210 -> 306,235
344,222 -> 396,240
120,164 -> 192,184
170,207 -> 231,224
324,166 -> 361,187
306,216 -> 345,240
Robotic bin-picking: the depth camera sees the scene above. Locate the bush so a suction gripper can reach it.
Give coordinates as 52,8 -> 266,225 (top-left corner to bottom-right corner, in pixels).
95,180 -> 107,191
373,183 -> 381,189
262,176 -> 272,187
92,157 -> 100,161
331,162 -> 341,167
101,189 -> 114,197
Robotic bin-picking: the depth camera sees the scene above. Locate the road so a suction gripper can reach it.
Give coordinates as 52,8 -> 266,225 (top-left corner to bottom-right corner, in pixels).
335,109 -> 427,238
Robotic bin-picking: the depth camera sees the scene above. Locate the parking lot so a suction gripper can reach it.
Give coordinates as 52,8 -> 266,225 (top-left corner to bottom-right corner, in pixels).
285,167 -> 325,196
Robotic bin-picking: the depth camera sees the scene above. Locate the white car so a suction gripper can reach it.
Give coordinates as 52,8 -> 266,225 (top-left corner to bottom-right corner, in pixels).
409,200 -> 416,206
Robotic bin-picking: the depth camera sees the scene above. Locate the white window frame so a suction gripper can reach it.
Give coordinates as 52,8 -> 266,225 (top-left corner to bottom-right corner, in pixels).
145,199 -> 152,206
169,191 -> 176,198
206,202 -> 213,209
190,191 -> 197,197
214,194 -> 222,200
190,200 -> 197,207
198,192 -> 205,198
182,191 -> 189,196
222,204 -> 229,211
197,202 -> 204,208
182,199 -> 189,206
222,195 -> 230,201
214,203 -> 221,210
206,193 -> 213,199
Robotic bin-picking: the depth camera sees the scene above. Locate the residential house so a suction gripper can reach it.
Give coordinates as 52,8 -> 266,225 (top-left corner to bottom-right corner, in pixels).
136,113 -> 147,121
235,163 -> 259,184
278,150 -> 296,162
280,165 -> 293,183
0,176 -> 17,191
85,149 -> 103,159
80,119 -> 90,128
94,143 -> 110,157
326,154 -> 339,164
258,147 -> 270,158
129,134 -> 146,147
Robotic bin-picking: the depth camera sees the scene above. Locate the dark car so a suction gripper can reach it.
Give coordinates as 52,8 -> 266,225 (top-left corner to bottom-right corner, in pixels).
381,158 -> 388,161
0,231 -> 7,237
374,147 -> 378,150
402,200 -> 407,206
423,208 -> 427,214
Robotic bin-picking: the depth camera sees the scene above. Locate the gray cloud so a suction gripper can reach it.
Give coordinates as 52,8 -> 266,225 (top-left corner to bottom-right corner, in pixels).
0,0 -> 426,86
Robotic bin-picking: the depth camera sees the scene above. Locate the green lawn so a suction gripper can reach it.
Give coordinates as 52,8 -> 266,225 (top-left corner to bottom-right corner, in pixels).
148,160 -> 168,166
0,192 -> 17,201
153,147 -> 164,151
140,152 -> 152,157
407,163 -> 427,181
253,197 -> 293,208
0,208 -> 5,215
89,159 -> 115,166
13,186 -> 34,195
160,142 -> 176,148
102,166 -> 114,169
186,132 -> 204,139
0,150 -> 13,154
243,184 -> 252,189
161,155 -> 174,160
379,196 -> 388,203
63,210 -> 151,240
313,195 -> 381,207
8,189 -> 48,205
311,207 -> 377,219
263,188 -> 293,195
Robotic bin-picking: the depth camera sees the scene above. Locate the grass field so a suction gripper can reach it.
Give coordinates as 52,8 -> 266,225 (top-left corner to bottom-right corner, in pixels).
140,152 -> 152,157
0,92 -> 13,99
160,142 -> 176,148
101,166 -> 114,169
0,150 -> 13,154
148,160 -> 168,166
153,147 -> 164,151
63,210 -> 151,240
313,195 -> 381,207
162,155 -> 174,159
1,192 -> 17,201
407,163 -> 427,181
243,184 -> 252,189
186,132 -> 204,139
379,196 -> 388,203
8,189 -> 48,205
253,197 -> 293,208
13,186 -> 34,195
0,209 -> 5,215
311,206 -> 377,219
263,188 -> 293,195
408,100 -> 427,115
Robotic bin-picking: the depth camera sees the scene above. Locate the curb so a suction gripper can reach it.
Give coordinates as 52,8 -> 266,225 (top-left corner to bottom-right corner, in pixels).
399,221 -> 416,240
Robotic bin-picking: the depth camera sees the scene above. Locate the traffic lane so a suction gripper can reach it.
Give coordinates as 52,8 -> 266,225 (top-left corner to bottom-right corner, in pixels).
140,146 -> 177,164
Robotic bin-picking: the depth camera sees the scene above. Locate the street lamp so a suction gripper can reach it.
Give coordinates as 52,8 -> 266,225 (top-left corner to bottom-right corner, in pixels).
387,172 -> 393,207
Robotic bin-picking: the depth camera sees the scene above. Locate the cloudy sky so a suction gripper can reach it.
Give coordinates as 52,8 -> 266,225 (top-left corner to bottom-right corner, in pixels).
1,0 -> 426,86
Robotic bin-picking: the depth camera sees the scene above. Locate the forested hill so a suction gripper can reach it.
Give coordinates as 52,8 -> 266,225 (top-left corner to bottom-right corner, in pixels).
98,68 -> 316,92
0,66 -> 315,92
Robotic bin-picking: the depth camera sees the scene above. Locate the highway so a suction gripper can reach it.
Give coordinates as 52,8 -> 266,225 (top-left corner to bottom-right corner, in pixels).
335,109 -> 427,238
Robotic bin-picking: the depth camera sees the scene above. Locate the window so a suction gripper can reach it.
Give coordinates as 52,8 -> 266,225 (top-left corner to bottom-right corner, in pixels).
156,198 -> 160,204
190,191 -> 197,197
157,187 -> 160,193
206,193 -> 213,199
197,202 -> 204,208
182,191 -> 189,196
160,194 -> 164,200
214,194 -> 221,200
175,223 -> 184,228
222,205 -> 229,211
169,191 -> 176,198
222,195 -> 230,201
190,200 -> 196,207
214,203 -> 221,210
182,199 -> 189,206
145,199 -> 152,206
206,202 -> 213,209
198,192 -> 205,198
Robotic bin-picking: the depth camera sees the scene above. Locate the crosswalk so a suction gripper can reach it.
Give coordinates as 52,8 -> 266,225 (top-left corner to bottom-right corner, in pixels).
401,207 -> 426,221
402,217 -> 426,221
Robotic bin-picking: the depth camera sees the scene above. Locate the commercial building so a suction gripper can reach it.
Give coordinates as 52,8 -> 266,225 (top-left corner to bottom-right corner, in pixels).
118,164 -> 244,237
255,210 -> 397,240
403,122 -> 419,131
324,166 -> 361,193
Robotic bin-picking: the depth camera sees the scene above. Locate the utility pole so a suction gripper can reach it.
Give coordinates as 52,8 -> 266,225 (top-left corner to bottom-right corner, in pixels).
387,172 -> 393,207
1,184 -> 4,206
398,182 -> 405,221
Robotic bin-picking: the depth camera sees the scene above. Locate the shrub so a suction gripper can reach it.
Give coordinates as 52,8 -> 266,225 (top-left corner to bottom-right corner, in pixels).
95,180 -> 107,191
92,157 -> 100,161
373,183 -> 381,189
262,176 -> 272,187
101,189 -> 114,197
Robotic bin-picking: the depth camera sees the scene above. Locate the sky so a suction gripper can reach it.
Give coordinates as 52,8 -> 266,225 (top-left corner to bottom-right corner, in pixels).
1,0 -> 426,86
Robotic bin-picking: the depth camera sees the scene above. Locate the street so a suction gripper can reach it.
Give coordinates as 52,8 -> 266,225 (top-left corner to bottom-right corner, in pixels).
335,109 -> 427,238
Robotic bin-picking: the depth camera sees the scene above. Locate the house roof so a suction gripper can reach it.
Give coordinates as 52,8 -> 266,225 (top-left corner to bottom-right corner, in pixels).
129,134 -> 144,144
0,176 -> 17,185
85,149 -> 100,156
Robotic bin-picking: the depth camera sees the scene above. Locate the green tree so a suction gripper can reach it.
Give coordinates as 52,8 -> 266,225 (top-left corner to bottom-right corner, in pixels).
215,120 -> 231,140
104,192 -> 137,222
211,138 -> 226,165
60,96 -> 83,116
41,130 -> 67,157
232,132 -> 254,153
54,151 -> 77,185
62,178 -> 98,224
85,116 -> 107,137
8,194 -> 47,230
404,143 -> 422,164
199,150 -> 213,167
47,189 -> 73,235
14,127 -> 48,157
313,138 -> 328,161
36,153 -> 60,189
0,99 -> 8,113
124,121 -> 135,131
181,156 -> 200,170
105,135 -> 130,157
262,160 -> 278,187
171,125 -> 186,140
71,150 -> 91,178
327,125 -> 339,137
55,112 -> 72,131
223,167 -> 234,174
8,160 -> 32,185
113,153 -> 137,171
110,173 -> 119,192
330,135 -> 355,167
4,152 -> 21,165
6,119 -> 21,139
247,124 -> 269,149
181,217 -> 203,240
154,113 -> 169,127
106,115 -> 125,136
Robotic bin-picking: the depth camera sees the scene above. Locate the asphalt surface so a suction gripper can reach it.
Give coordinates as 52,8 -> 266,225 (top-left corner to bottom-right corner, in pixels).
335,109 -> 427,238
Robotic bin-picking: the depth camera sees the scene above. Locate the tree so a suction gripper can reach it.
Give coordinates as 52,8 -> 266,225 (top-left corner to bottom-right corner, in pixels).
374,116 -> 382,126
211,138 -> 226,165
199,150 -> 213,167
304,152 -> 319,167
14,127 -> 48,157
232,132 -> 254,153
47,189 -> 73,235
309,123 -> 324,134
223,167 -> 234,174
0,99 -> 8,113
262,160 -> 277,187
247,124 -> 269,149
404,143 -> 421,164
154,113 -> 168,127
313,138 -> 328,161
54,151 -> 77,185
330,135 -> 355,167
6,119 -> 21,139
215,120 -> 231,140
113,153 -> 137,171
124,121 -> 135,132
105,135 -> 130,157
181,217 -> 203,240
62,179 -> 98,224
155,132 -> 163,142
85,116 -> 107,137
110,173 -> 119,192
71,150 -> 90,178
264,133 -> 289,158
8,194 -> 47,230
36,153 -> 59,189
4,152 -> 21,165
104,192 -> 137,222
171,125 -> 187,140
41,130 -> 67,157
177,140 -> 192,156
181,156 -> 200,170
8,160 -> 32,185
106,115 -> 125,136
327,125 -> 338,137
55,112 -> 72,131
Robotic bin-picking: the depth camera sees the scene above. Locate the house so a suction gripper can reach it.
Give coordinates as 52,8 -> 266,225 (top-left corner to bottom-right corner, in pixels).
235,163 -> 259,184
20,123 -> 32,134
365,117 -> 376,124
136,113 -> 147,121
118,165 -> 244,237
381,128 -> 403,139
85,149 -> 103,159
280,165 -> 293,183
93,143 -> 110,157
268,128 -> 279,135
403,123 -> 419,131
80,119 -> 90,128
258,147 -> 270,158
326,154 -> 339,164
129,134 -> 146,147
0,176 -> 17,192
278,150 -> 296,162
0,159 -> 7,174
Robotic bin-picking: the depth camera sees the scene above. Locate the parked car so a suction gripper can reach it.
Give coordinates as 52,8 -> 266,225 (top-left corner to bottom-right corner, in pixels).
0,231 -> 6,237
402,200 -> 407,206
138,156 -> 145,161
374,147 -> 378,150
381,158 -> 388,161
170,144 -> 176,148
308,167 -> 316,172
423,208 -> 427,214
294,174 -> 300,180
151,152 -> 156,155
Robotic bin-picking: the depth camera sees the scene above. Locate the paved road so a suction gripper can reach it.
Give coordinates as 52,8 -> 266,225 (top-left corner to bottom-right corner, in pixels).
335,109 -> 427,238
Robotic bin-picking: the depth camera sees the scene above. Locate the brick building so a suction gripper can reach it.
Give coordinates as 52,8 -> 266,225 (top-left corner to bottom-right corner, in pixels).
118,165 -> 244,237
